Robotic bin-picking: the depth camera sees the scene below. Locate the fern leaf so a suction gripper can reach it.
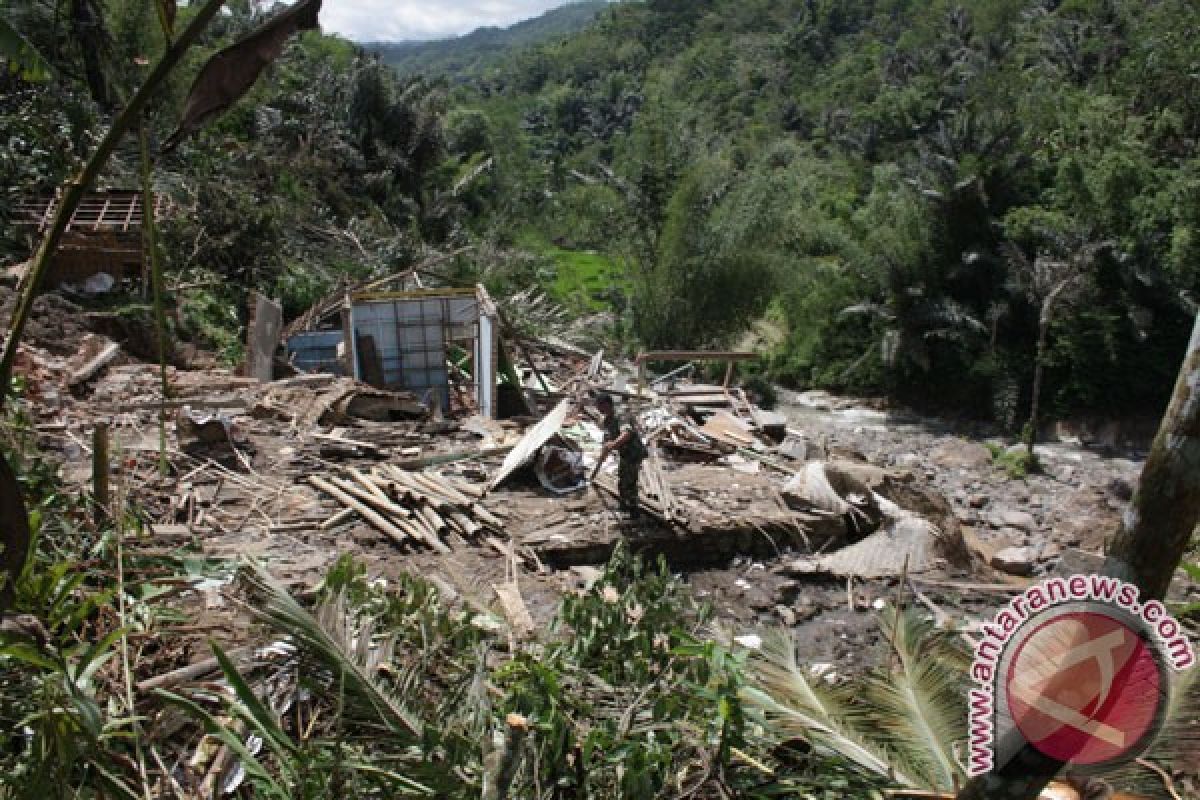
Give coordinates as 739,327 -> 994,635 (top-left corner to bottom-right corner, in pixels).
241,562 -> 423,738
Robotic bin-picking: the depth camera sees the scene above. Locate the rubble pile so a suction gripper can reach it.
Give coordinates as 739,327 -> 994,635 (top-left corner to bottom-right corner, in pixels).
4,281 -> 983,660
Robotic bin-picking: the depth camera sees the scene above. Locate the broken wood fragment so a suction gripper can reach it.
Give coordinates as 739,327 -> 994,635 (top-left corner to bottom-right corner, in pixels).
319,508 -> 356,531
137,644 -> 255,693
492,580 -> 535,639
69,340 -> 121,387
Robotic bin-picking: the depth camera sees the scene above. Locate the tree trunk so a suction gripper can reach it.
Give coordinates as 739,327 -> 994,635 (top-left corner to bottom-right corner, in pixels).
70,0 -> 110,108
1104,313 -> 1200,598
957,313 -> 1200,800
1025,316 -> 1049,457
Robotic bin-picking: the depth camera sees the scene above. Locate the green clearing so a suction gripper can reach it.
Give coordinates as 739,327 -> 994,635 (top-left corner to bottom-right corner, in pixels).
521,234 -> 628,312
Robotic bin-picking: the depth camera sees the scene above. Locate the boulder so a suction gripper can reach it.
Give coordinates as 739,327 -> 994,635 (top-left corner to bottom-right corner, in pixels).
988,509 -> 1037,531
991,546 -> 1038,576
929,439 -> 993,470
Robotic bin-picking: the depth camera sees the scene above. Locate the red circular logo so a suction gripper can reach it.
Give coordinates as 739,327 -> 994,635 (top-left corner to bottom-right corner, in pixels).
1005,611 -> 1164,766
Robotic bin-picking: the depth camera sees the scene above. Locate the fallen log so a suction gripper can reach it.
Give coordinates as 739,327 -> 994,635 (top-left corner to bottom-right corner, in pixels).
136,644 -> 255,693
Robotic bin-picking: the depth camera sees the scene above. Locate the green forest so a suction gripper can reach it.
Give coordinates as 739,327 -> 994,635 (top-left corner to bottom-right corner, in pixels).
4,0 -> 1199,426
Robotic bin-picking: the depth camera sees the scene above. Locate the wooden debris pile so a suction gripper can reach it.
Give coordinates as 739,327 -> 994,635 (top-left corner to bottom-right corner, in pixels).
257,374 -> 426,429
649,415 -> 731,462
308,466 -> 504,554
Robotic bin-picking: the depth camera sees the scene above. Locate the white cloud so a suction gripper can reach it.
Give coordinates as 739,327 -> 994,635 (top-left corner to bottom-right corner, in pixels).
319,1 -> 571,42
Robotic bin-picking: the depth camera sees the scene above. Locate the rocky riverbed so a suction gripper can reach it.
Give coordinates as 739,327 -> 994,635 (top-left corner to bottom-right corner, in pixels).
689,388 -> 1182,676
782,389 -> 1145,568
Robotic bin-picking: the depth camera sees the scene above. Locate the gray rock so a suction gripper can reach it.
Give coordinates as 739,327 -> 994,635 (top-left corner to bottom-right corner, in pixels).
990,510 -> 1037,531
968,493 -> 989,509
929,439 -> 993,469
1040,542 -> 1062,561
779,435 -> 808,462
991,546 -> 1038,576
775,605 -> 797,627
1053,547 -> 1106,577
996,526 -> 1026,543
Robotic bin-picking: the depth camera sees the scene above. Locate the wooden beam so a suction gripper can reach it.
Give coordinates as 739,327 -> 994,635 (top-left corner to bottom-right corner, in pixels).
635,350 -> 757,364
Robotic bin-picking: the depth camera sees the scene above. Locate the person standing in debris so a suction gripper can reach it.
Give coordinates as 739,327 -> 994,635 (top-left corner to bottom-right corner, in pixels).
593,393 -> 647,518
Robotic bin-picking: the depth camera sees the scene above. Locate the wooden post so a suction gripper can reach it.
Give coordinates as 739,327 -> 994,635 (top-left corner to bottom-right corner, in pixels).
0,454 -> 31,612
722,360 -> 734,388
93,423 -> 110,524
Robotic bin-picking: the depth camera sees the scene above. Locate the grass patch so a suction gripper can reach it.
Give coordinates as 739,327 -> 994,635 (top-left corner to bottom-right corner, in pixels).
518,232 -> 627,312
986,442 -> 1041,480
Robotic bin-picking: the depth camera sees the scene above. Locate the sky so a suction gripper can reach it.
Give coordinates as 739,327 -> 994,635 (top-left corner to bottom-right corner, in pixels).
318,0 -> 573,43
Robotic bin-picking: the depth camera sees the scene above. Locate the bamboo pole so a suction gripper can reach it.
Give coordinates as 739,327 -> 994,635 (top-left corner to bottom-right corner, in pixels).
425,473 -> 475,505
328,476 -> 413,520
309,475 -> 434,552
319,507 -> 357,531
471,504 -> 505,529
139,122 -> 170,476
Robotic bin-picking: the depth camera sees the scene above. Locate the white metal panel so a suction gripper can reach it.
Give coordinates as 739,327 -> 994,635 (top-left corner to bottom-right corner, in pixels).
479,313 -> 494,418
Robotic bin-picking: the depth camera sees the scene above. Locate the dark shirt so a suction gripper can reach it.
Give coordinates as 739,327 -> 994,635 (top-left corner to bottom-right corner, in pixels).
603,411 -> 646,463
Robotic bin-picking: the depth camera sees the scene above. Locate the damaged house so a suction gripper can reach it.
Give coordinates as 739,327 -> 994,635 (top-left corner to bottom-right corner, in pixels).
13,189 -> 167,289
285,285 -> 500,418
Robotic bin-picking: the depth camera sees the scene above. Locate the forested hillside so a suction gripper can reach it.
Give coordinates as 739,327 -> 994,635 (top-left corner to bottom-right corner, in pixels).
369,1 -> 608,79
3,0 -> 1198,430
446,0 -> 1200,426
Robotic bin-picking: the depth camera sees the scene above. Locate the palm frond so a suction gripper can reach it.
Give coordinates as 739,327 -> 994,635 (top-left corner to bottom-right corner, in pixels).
742,629 -> 905,783
866,606 -> 968,790
241,562 -> 423,739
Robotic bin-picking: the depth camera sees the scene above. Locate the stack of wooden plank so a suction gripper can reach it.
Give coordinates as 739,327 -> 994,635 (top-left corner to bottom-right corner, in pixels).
652,417 -> 729,462
638,453 -> 680,525
309,466 -> 503,553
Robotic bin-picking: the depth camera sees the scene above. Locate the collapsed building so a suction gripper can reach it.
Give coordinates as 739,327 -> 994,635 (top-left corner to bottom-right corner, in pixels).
12,189 -> 168,290
6,260 -> 970,594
